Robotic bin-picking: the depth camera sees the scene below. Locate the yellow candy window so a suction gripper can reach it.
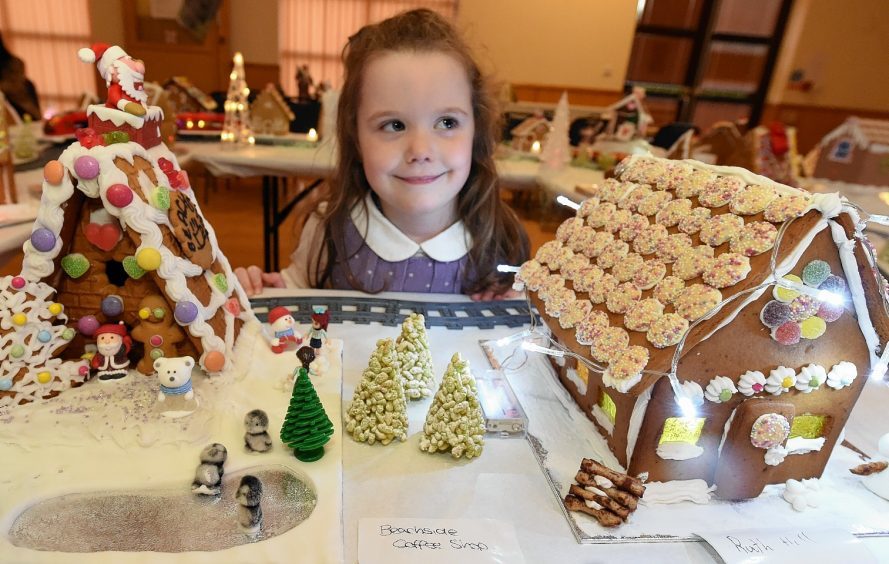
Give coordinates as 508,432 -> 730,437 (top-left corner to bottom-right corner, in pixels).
598,389 -> 616,424
789,414 -> 827,439
577,362 -> 589,385
659,417 -> 706,445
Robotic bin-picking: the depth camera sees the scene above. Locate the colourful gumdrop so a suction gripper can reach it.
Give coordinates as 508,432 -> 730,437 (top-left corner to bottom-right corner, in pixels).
174,301 -> 199,324
74,155 -> 100,179
760,300 -> 790,328
800,316 -> 827,339
773,274 -> 802,302
772,321 -> 801,345
819,274 -> 847,295
30,228 -> 56,252
106,184 -> 134,207
77,315 -> 100,336
817,301 -> 844,322
802,260 -> 831,287
0,379 -> 11,391
43,160 -> 65,184
75,127 -> 102,148
101,295 -> 124,317
11,276 -> 26,289
788,294 -> 819,321
204,351 -> 226,372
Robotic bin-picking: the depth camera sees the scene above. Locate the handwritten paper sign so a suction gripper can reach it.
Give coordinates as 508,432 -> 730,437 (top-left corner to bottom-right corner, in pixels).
358,518 -> 525,564
696,527 -> 877,564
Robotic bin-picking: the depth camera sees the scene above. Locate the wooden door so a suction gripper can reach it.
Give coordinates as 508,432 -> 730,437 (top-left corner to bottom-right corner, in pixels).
122,1 -> 231,94
713,398 -> 795,500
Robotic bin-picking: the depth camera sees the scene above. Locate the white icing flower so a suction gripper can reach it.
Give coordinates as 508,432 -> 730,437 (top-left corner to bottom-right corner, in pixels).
704,376 -> 737,403
795,364 -> 826,393
680,381 -> 704,407
827,361 -> 857,390
766,366 -> 796,395
764,445 -> 788,466
782,478 -> 821,511
737,370 -> 766,396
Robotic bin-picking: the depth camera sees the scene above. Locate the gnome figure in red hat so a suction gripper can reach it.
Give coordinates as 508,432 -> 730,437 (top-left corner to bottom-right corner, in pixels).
91,321 -> 133,381
78,43 -> 148,117
268,306 -> 302,354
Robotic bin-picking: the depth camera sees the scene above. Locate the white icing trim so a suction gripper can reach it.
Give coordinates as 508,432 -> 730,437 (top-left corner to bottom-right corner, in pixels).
717,407 -> 738,459
86,104 -> 163,129
625,386 -> 652,466
591,404 -> 615,435
828,219 -> 880,368
640,480 -> 714,505
602,367 -> 642,393
656,441 -> 704,460
564,367 -> 587,396
787,436 -> 825,454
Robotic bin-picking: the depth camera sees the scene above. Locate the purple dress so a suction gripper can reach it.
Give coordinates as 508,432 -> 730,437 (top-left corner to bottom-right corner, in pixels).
330,220 -> 469,293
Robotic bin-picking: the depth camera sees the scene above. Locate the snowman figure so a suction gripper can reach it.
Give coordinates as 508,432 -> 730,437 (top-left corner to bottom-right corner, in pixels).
268,306 -> 302,354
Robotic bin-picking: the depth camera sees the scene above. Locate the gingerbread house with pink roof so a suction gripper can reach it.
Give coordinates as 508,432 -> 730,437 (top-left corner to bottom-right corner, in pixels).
516,155 -> 889,500
0,46 -> 258,412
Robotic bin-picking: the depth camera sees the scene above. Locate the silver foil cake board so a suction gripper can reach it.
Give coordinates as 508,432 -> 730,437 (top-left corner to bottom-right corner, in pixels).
496,347 -> 889,544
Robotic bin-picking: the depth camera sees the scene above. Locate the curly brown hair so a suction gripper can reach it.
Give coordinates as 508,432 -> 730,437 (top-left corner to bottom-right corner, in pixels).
311,8 -> 529,294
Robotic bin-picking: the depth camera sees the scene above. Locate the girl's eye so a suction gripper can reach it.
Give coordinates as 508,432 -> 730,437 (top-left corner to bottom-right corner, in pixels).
436,117 -> 459,130
381,120 -> 405,132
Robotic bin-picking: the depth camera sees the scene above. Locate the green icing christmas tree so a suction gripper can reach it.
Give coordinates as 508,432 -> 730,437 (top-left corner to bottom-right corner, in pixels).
280,367 -> 334,462
419,353 -> 486,459
345,338 -> 408,445
396,313 -> 435,400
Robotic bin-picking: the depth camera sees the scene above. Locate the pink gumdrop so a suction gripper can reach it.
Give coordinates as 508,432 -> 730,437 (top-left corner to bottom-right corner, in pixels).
11,276 -> 26,289
74,155 -> 100,179
77,315 -> 100,336
772,321 -> 801,345
106,184 -> 134,207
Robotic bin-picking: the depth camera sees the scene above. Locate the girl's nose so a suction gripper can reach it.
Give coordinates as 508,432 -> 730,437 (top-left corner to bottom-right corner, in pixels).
405,130 -> 433,163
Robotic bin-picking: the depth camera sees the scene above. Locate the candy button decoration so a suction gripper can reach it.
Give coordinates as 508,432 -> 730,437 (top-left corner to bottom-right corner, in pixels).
74,155 -> 100,179
11,344 -> 25,358
77,315 -> 100,336
750,413 -> 791,449
106,184 -> 134,207
48,302 -> 63,316
150,348 -> 164,360
802,260 -> 831,287
212,273 -> 228,293
101,295 -> 124,317
139,307 -> 151,319
78,365 -> 89,377
153,308 -> 165,319
62,328 -> 75,340
773,274 -> 802,303
11,276 -> 26,289
174,301 -> 199,325
30,228 -> 56,252
12,313 -> 27,326
800,316 -> 827,339
37,330 -> 52,343
149,334 -> 164,347
60,253 -> 91,280
43,160 -> 65,184
136,247 -> 162,271
0,378 -> 12,391
37,371 -> 52,384
204,351 -> 225,372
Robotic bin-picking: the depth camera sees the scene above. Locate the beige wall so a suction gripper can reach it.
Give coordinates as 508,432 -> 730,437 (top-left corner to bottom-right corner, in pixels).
768,0 -> 889,111
457,0 -> 636,92
230,0 -> 278,64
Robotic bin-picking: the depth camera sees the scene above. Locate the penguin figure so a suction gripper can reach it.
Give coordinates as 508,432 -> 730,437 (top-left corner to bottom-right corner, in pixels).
244,409 -> 273,453
191,443 -> 227,495
235,475 -> 264,533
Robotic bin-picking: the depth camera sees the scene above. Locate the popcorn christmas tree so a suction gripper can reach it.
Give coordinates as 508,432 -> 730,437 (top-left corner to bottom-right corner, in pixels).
419,352 -> 486,459
221,52 -> 254,146
396,313 -> 434,400
345,338 -> 408,445
280,367 -> 334,462
540,91 -> 571,171
0,275 -> 89,409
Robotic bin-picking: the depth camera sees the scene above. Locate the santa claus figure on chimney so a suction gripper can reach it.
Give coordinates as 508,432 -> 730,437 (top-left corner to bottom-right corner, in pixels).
78,43 -> 148,117
90,321 -> 133,381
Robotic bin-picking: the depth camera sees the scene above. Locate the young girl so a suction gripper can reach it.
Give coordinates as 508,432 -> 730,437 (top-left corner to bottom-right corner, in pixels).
236,9 -> 529,300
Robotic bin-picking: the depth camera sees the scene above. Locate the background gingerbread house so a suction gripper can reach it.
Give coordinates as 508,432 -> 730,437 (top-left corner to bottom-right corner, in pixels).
810,117 -> 889,187
251,84 -> 295,136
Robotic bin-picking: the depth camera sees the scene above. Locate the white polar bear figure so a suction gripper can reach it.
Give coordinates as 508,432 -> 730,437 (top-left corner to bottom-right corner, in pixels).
154,356 -> 195,402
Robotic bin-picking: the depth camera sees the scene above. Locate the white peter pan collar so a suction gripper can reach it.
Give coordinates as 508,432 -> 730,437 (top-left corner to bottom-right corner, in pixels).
351,193 -> 472,262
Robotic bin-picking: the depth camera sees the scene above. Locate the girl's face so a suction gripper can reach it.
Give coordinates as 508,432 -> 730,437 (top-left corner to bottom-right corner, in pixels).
356,51 -> 474,233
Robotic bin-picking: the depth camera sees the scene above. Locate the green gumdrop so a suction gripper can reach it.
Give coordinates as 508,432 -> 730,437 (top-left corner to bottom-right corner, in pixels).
213,273 -> 228,293
101,132 -> 115,145
114,131 -> 130,143
61,253 -> 90,279
152,186 -> 170,210
62,328 -> 75,340
122,256 -> 146,280
150,348 -> 164,360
